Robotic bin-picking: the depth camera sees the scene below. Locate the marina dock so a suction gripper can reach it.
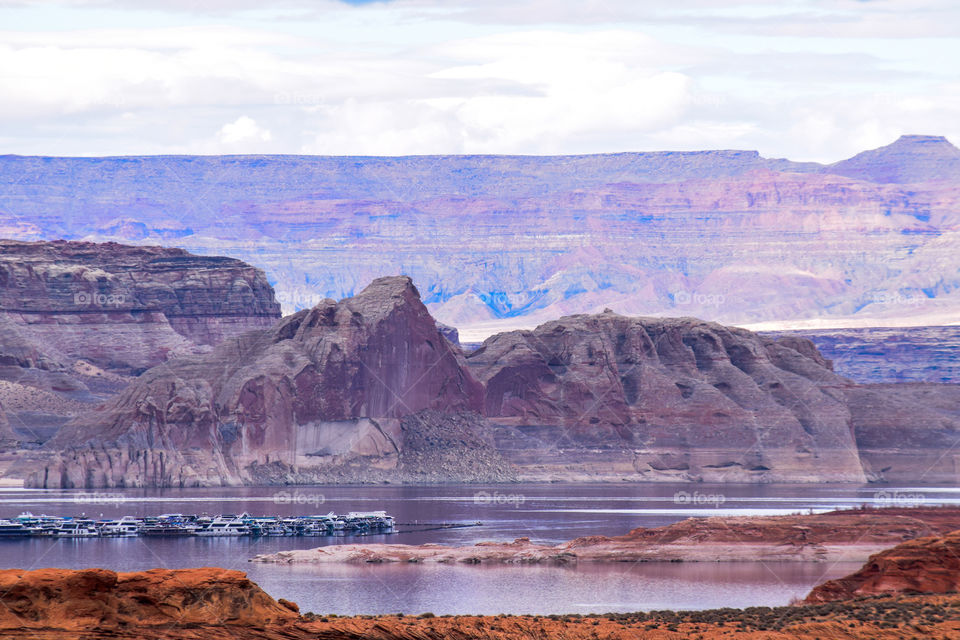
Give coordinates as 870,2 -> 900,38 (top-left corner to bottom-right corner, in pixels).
0,511 -> 396,539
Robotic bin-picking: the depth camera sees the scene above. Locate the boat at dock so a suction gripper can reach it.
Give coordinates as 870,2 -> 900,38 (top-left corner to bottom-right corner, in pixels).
0,519 -> 42,537
194,515 -> 250,537
98,517 -> 141,537
53,520 -> 98,538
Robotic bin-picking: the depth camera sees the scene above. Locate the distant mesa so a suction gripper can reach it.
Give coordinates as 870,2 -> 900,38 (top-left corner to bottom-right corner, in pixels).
2,135 -> 960,341
826,134 -> 960,183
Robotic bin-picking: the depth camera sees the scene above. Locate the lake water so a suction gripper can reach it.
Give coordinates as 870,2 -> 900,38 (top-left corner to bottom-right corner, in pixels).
0,482 -> 953,615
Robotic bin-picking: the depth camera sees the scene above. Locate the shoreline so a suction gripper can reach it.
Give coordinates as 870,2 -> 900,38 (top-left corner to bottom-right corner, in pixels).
252,505 -> 960,566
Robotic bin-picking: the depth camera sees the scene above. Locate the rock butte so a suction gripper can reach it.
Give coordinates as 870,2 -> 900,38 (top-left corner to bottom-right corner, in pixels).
251,506 -> 960,565
1,565 -> 960,639
19,273 -> 960,487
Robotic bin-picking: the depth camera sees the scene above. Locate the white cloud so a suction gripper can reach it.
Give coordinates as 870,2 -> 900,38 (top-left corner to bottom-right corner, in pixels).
217,115 -> 273,145
0,2 -> 958,158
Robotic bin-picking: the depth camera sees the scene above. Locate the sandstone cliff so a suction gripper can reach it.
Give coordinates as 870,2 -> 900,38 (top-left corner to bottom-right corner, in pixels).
468,311 -> 866,482
27,276 -> 960,487
806,529 -> 960,603
29,276 -> 500,487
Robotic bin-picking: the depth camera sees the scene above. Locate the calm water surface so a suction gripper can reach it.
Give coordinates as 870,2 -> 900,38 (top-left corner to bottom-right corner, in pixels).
0,482 -> 952,615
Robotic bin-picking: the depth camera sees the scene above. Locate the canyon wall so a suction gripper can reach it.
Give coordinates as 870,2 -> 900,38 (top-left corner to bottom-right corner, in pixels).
2,136 -> 959,339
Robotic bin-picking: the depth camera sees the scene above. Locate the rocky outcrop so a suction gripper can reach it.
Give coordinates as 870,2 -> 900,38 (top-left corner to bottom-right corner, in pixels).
0,240 -> 281,455
254,506 -> 960,566
29,276 -> 490,487
0,239 -> 280,374
0,567 -> 297,636
468,311 -> 866,482
805,529 -> 960,603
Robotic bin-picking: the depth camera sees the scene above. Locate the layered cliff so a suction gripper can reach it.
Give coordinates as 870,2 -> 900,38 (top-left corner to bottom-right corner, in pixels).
2,137 -> 960,339
767,326 -> 960,384
0,240 -> 282,456
0,240 -> 281,374
26,276 -> 960,487
467,311 -> 865,482
30,277 -> 497,487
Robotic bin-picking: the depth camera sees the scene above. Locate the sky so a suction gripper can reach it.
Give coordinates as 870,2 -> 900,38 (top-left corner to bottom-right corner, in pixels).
0,0 -> 957,161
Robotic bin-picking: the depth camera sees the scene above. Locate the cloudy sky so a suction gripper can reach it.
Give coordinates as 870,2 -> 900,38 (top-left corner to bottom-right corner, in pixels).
0,0 -> 957,160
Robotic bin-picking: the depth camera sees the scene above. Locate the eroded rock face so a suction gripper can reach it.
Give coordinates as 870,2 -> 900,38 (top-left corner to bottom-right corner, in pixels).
467,311 -> 865,482
805,529 -> 960,603
31,276 -> 487,487
0,567 -> 297,632
0,240 -> 281,374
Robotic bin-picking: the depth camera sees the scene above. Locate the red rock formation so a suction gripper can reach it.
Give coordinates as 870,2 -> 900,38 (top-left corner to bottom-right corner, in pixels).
30,276 -> 489,487
21,274 -> 960,487
468,311 -> 866,482
805,529 -> 960,603
0,567 -> 297,634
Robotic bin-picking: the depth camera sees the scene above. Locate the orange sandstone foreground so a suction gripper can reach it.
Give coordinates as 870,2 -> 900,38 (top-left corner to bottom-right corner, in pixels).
253,506 -> 960,565
2,562 -> 960,639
